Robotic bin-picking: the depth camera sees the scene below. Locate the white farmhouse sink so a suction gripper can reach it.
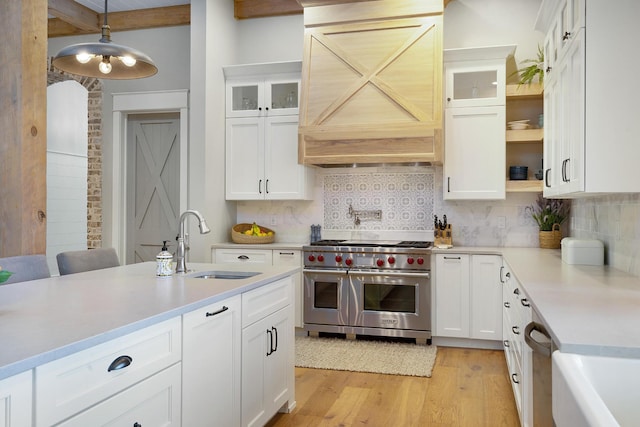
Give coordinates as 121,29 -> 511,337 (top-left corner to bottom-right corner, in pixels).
553,351 -> 640,427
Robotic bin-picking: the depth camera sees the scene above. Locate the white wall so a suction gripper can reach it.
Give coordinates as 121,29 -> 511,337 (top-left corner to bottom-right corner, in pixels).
235,15 -> 304,64
46,81 -> 88,275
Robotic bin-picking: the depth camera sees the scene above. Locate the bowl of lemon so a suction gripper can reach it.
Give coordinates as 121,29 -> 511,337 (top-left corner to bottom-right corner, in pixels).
232,222 -> 275,244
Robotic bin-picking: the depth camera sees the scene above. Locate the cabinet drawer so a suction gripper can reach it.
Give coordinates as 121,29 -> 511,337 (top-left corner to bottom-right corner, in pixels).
56,363 -> 181,426
272,249 -> 301,266
242,277 -> 292,327
214,248 -> 273,264
35,317 -> 181,427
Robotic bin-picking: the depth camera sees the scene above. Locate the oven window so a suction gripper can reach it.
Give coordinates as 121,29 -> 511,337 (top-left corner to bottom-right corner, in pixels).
314,281 -> 338,309
364,284 -> 415,312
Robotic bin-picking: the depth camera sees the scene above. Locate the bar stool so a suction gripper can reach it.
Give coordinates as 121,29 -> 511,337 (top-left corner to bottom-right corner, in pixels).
56,248 -> 120,276
0,255 -> 51,284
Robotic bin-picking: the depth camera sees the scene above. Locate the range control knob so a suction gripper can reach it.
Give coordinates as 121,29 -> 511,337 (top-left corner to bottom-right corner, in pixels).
376,259 -> 385,267
345,258 -> 353,266
308,255 -> 315,262
417,258 -> 424,265
335,255 -> 343,263
407,257 -> 415,264
317,255 -> 324,262
388,256 -> 396,264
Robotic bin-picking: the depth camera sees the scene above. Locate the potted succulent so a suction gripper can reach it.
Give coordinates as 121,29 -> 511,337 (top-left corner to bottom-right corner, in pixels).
528,194 -> 570,248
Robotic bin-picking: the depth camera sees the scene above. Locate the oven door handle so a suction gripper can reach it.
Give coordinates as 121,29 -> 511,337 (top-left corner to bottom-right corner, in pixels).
303,269 -> 348,275
350,270 -> 430,279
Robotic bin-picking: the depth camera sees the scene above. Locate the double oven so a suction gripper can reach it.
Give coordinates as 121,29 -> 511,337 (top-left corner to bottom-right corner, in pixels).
302,240 -> 432,344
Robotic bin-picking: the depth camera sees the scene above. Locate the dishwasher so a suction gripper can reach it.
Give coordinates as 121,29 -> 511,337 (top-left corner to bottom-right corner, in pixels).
525,308 -> 557,427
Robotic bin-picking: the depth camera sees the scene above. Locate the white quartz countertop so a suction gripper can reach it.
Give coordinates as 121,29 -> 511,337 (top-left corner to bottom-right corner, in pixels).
0,262 -> 299,380
434,246 -> 640,358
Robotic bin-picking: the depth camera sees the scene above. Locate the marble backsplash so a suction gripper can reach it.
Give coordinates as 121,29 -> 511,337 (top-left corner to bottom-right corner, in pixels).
570,194 -> 640,277
236,168 -> 640,279
236,165 -> 541,246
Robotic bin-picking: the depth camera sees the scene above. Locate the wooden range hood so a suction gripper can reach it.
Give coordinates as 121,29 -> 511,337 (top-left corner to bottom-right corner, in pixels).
298,0 -> 444,166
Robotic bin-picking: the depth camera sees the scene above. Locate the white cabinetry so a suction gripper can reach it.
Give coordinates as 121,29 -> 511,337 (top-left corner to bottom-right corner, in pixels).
182,295 -> 241,427
35,317 -> 182,427
537,0 -> 640,196
443,46 -> 514,200
224,61 -> 313,201
0,370 -> 32,427
212,246 -> 304,328
241,277 -> 295,427
435,253 -> 502,341
501,260 -> 532,427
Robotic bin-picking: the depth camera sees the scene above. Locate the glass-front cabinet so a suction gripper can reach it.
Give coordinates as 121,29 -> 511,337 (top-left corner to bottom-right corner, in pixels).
445,61 -> 505,108
226,77 -> 300,118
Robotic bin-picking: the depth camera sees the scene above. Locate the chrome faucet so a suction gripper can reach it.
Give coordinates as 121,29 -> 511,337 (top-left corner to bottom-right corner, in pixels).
175,210 -> 211,273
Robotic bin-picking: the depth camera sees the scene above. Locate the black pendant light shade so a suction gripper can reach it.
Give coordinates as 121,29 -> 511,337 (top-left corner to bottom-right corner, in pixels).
52,1 -> 158,80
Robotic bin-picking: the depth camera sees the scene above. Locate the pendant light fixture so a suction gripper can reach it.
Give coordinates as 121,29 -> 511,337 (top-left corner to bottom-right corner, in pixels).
52,0 -> 157,79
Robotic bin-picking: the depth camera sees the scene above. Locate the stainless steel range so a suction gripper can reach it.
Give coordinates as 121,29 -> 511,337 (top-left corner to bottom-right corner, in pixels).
302,240 -> 432,344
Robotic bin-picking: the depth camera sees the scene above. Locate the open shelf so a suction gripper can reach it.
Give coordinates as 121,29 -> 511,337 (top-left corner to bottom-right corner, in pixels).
506,128 -> 544,143
506,179 -> 543,192
506,83 -> 543,99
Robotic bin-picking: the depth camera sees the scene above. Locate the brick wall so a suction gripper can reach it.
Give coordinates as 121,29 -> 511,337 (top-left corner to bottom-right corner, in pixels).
47,61 -> 103,249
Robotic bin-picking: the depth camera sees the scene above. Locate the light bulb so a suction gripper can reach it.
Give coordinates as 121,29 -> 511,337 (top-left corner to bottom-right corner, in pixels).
121,56 -> 136,67
98,57 -> 112,74
76,52 -> 92,64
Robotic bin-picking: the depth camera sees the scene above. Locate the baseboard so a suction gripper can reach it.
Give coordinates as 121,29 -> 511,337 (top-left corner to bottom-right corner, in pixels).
432,336 -> 503,350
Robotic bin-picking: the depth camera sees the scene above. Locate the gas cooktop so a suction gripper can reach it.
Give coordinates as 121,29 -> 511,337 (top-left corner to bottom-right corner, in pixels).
308,240 -> 432,249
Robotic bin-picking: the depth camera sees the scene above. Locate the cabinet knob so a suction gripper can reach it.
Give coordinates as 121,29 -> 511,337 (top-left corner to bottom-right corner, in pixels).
447,97 -> 451,102
546,66 -> 552,73
562,31 -> 572,40
134,423 -> 142,427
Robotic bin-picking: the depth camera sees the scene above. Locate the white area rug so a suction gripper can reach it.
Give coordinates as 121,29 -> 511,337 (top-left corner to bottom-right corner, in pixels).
295,336 -> 437,377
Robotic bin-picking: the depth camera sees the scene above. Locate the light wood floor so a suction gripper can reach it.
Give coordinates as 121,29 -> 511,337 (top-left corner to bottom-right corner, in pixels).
266,346 -> 519,427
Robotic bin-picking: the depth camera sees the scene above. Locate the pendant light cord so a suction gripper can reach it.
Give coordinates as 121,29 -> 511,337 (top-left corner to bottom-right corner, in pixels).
104,0 -> 109,26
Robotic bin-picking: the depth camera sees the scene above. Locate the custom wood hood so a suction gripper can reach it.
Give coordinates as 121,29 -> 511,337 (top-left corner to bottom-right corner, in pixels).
298,0 -> 444,166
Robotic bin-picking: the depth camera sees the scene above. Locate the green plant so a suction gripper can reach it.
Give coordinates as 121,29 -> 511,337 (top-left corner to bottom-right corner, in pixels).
0,268 -> 13,284
527,194 -> 570,231
512,45 -> 545,85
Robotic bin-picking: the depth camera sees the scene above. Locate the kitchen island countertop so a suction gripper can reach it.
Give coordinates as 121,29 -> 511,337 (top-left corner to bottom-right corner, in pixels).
0,262 -> 299,380
433,246 -> 640,358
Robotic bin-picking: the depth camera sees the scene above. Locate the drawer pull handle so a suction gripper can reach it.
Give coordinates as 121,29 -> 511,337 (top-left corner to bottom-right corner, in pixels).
134,423 -> 142,427
521,298 -> 531,307
108,355 -> 133,372
512,326 -> 520,335
279,252 -> 295,255
504,302 -> 510,308
511,373 -> 519,384
503,340 -> 510,348
238,255 -> 249,260
206,306 -> 229,317
513,288 -> 520,296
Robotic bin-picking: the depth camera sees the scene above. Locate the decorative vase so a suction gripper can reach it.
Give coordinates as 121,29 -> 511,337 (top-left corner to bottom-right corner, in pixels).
539,223 -> 562,249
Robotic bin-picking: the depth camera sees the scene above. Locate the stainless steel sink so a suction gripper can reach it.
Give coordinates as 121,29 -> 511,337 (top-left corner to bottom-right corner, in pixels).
188,271 -> 260,280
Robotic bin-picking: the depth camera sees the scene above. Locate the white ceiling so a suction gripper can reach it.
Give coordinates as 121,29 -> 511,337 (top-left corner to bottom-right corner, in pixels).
73,0 -> 190,13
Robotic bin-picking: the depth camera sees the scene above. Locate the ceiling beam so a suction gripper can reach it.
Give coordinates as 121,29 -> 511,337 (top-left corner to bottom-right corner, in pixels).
48,0 -> 100,32
48,4 -> 191,37
235,0 -> 303,19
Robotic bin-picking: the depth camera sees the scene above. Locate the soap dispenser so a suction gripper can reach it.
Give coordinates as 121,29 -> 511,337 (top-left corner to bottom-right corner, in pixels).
156,240 -> 173,277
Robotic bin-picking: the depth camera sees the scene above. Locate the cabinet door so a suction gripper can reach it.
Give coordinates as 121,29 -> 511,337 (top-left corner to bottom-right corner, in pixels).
242,305 -> 293,427
0,371 -> 32,427
445,62 -> 505,108
470,255 -> 502,340
56,363 -> 181,427
272,250 -> 304,328
557,0 -> 584,62
226,117 -> 265,200
444,106 -> 506,200
542,71 -> 560,196
435,254 -> 470,338
226,80 -> 263,118
266,78 -> 300,117
182,295 -> 241,427
264,116 -> 310,200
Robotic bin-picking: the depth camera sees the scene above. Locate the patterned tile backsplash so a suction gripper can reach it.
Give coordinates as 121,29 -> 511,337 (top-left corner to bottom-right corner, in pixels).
323,172 -> 434,231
